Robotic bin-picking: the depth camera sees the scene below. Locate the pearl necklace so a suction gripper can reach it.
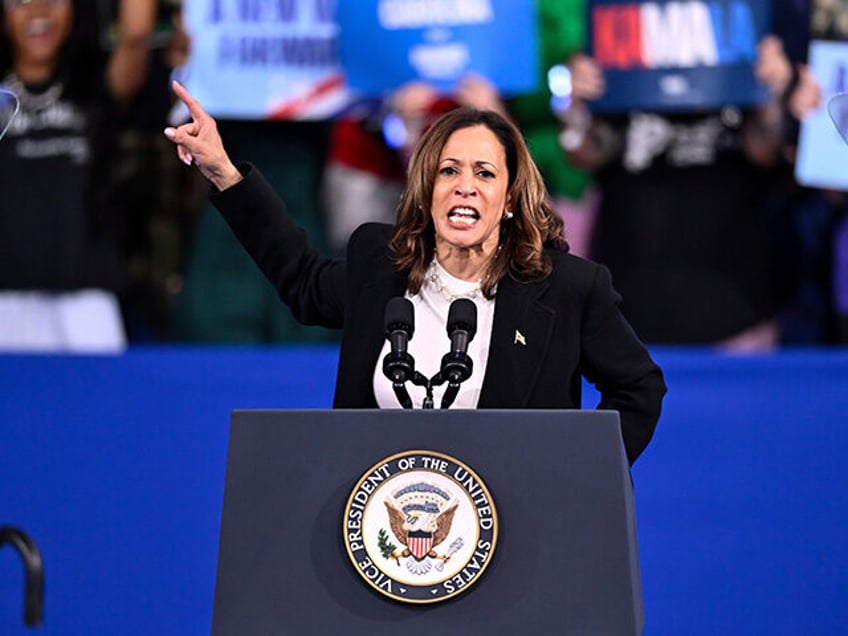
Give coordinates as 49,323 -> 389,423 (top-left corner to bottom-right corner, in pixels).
427,258 -> 482,303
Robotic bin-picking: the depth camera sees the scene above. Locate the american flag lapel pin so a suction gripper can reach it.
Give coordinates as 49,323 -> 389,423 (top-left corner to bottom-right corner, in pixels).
514,330 -> 526,346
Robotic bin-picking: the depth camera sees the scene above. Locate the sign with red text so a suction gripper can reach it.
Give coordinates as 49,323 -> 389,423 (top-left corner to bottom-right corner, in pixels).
588,0 -> 770,112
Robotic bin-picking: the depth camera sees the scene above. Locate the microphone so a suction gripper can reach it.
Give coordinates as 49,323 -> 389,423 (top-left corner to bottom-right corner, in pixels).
382,297 -> 416,409
438,298 -> 477,408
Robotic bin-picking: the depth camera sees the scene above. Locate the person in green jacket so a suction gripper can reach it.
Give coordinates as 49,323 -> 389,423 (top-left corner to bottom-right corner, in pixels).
509,0 -> 598,258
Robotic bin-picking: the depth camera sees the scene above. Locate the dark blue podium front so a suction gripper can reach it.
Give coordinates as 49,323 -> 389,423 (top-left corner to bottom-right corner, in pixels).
212,409 -> 642,635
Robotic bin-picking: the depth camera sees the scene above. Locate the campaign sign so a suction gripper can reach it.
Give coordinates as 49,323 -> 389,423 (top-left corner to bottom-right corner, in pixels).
336,0 -> 537,96
795,40 -> 848,191
588,0 -> 770,112
182,0 -> 348,120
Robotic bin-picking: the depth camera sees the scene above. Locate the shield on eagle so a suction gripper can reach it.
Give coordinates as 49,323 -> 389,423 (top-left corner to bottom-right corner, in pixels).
406,530 -> 433,560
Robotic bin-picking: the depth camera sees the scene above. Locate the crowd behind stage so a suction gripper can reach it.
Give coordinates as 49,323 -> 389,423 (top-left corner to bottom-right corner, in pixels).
2,0 -> 847,352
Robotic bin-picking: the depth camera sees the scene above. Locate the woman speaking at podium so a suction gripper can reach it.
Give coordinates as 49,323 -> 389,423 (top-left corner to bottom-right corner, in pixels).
164,82 -> 666,464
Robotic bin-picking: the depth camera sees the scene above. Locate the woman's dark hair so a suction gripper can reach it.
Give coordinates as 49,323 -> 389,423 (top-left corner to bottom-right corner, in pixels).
389,107 -> 567,298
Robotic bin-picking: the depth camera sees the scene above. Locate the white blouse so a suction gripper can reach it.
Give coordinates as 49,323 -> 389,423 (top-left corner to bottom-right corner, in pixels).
373,259 -> 495,409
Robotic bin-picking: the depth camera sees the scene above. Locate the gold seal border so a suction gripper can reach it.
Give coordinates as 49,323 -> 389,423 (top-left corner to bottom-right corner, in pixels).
342,449 -> 499,604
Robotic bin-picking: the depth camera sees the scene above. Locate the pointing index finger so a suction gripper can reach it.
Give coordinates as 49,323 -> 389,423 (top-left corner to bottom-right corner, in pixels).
172,80 -> 208,121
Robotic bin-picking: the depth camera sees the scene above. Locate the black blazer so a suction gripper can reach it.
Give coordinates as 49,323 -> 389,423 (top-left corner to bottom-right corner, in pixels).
213,166 -> 666,463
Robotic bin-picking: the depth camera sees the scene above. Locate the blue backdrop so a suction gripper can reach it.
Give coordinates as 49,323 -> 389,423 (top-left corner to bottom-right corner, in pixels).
1,347 -> 847,635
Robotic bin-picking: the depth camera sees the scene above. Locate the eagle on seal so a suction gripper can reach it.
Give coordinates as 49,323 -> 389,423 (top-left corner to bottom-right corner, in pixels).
384,498 -> 458,565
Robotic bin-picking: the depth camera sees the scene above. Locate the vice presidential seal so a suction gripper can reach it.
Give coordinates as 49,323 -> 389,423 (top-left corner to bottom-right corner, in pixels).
343,450 -> 497,603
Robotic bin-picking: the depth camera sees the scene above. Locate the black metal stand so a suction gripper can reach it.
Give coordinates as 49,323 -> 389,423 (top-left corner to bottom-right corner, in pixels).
1,526 -> 44,627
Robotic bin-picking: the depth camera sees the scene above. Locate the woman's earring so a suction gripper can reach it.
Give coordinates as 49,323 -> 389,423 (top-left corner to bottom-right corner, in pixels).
504,210 -> 514,220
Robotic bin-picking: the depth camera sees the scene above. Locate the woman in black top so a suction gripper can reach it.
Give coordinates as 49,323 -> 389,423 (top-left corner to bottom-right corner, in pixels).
165,82 -> 666,464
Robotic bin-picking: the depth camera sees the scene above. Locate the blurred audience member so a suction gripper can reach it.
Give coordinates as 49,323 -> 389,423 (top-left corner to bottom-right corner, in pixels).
558,35 -> 821,351
105,0 -> 208,342
508,0 -> 596,257
321,103 -> 407,255
0,0 -> 156,351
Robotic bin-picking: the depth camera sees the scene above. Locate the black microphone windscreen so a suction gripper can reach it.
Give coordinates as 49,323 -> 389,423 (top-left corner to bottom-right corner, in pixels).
447,298 -> 477,339
385,296 -> 415,336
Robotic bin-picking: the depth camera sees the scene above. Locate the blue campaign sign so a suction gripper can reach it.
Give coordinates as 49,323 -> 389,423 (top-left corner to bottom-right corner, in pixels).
588,0 -> 771,113
795,40 -> 848,192
337,0 -> 538,96
182,0 -> 348,120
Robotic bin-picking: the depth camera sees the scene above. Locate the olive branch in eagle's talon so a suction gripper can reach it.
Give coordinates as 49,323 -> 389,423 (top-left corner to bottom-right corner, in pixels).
377,528 -> 400,565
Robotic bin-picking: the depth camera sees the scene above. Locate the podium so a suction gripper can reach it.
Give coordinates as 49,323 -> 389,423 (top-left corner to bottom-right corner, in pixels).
212,409 -> 644,635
